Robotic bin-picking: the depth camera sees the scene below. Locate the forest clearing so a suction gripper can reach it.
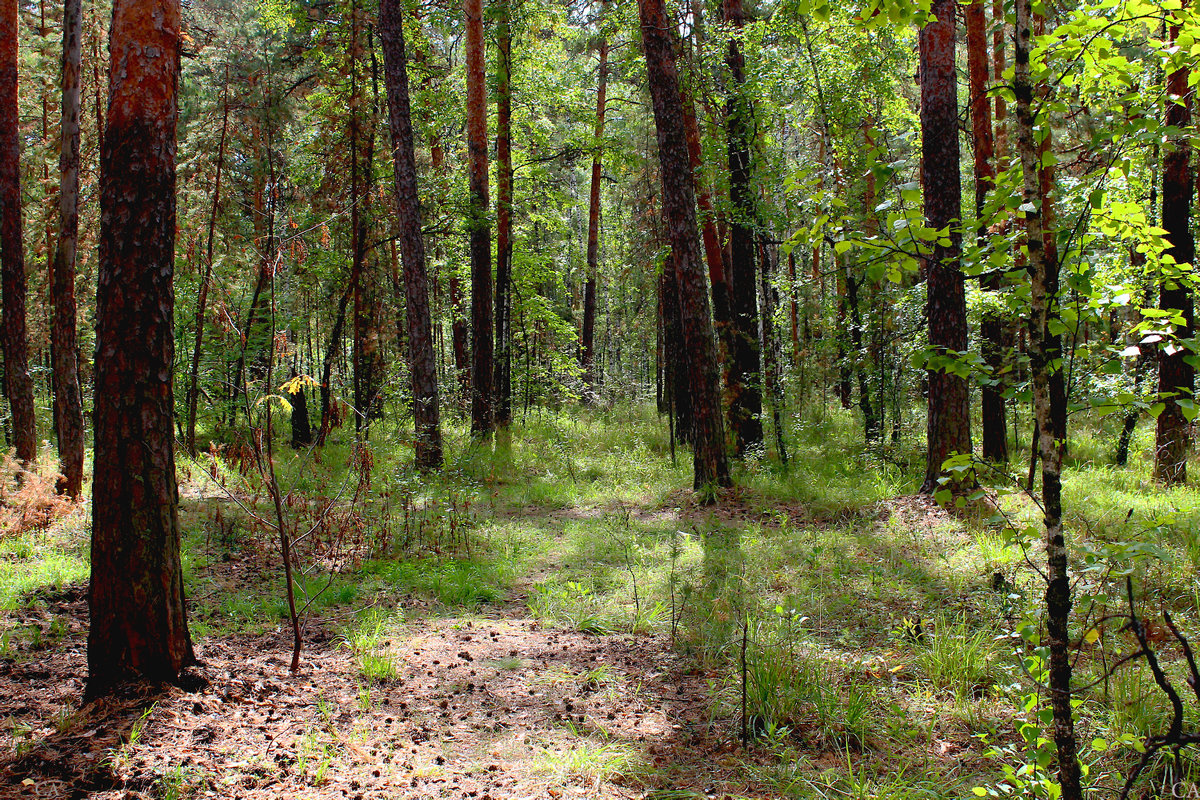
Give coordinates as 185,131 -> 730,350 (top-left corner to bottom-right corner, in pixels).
4,0 -> 1200,796
2,408 -> 1200,799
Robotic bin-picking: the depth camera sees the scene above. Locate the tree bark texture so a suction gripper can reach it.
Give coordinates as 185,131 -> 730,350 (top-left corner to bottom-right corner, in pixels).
89,0 -> 194,695
0,0 -> 35,466
722,0 -> 763,457
580,25 -> 609,401
919,0 -> 972,493
1155,10 -> 1194,485
638,0 -> 730,491
465,0 -> 493,435
494,0 -> 514,425
967,0 -> 1007,464
1015,1 -> 1081,795
380,0 -> 444,471
51,0 -> 85,497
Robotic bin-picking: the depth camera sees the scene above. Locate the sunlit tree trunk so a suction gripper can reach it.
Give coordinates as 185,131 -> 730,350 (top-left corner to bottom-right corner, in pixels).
919,0 -> 972,493
638,0 -> 729,491
1014,0 -> 1080,795
380,0 -> 443,471
0,0 -> 35,466
89,0 -> 194,695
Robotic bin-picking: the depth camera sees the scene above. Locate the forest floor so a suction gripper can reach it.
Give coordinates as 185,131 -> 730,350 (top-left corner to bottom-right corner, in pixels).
1,406 -> 1198,799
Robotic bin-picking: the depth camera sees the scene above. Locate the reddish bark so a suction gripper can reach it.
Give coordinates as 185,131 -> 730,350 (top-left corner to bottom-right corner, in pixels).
89,0 -> 194,694
495,0 -> 514,425
1156,10 -> 1194,485
919,0 -> 973,493
968,0 -> 1007,463
0,0 -> 36,466
465,0 -> 493,435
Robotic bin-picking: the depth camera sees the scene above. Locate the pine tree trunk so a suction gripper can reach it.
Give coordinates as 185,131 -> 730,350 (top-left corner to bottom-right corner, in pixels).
722,0 -> 763,457
638,0 -> 730,491
50,0 -> 85,497
580,22 -> 609,402
494,0 -> 514,426
919,0 -> 972,493
1155,8 -> 1194,485
1014,0 -> 1081,794
89,0 -> 194,695
0,0 -> 35,466
465,0 -> 493,435
968,0 -> 1007,464
380,0 -> 443,471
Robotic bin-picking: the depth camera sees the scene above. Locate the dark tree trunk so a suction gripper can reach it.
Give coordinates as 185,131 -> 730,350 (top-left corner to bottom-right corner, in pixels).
758,238 -> 788,463
89,0 -> 194,695
465,0 -> 493,435
380,0 -> 443,471
289,369 -> 312,449
318,283 -> 352,444
50,0 -> 85,498
185,70 -> 229,456
919,0 -> 972,493
968,0 -> 1007,463
0,0 -> 35,466
494,0 -> 514,426
1156,9 -> 1194,485
844,258 -> 879,442
722,0 -> 763,457
1014,1 -> 1081,795
580,21 -> 609,402
638,0 -> 730,491
351,14 -> 384,432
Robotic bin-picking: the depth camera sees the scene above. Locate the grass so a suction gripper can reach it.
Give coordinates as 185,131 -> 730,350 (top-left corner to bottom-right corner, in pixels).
7,402 -> 1200,798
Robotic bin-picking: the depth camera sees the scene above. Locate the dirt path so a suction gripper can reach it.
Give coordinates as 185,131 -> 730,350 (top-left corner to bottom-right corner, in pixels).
1,587 -> 750,800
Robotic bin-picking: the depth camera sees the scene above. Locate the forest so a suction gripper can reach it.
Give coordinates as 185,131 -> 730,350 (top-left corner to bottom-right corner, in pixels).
2,0 -> 1200,796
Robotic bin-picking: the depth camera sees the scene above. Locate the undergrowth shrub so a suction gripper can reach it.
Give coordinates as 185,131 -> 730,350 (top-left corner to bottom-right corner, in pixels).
0,449 -> 77,537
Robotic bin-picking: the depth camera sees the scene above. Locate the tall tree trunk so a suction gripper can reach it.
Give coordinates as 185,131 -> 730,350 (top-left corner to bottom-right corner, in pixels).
638,0 -> 730,491
465,0 -> 493,435
351,10 -> 384,432
968,0 -> 1007,463
1014,1 -> 1081,795
494,0 -> 514,426
580,18 -> 609,402
0,0 -> 35,466
1155,8 -> 1194,485
89,0 -> 194,695
50,0 -> 85,498
722,0 -> 763,457
380,0 -> 443,471
919,0 -> 972,493
185,68 -> 230,456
